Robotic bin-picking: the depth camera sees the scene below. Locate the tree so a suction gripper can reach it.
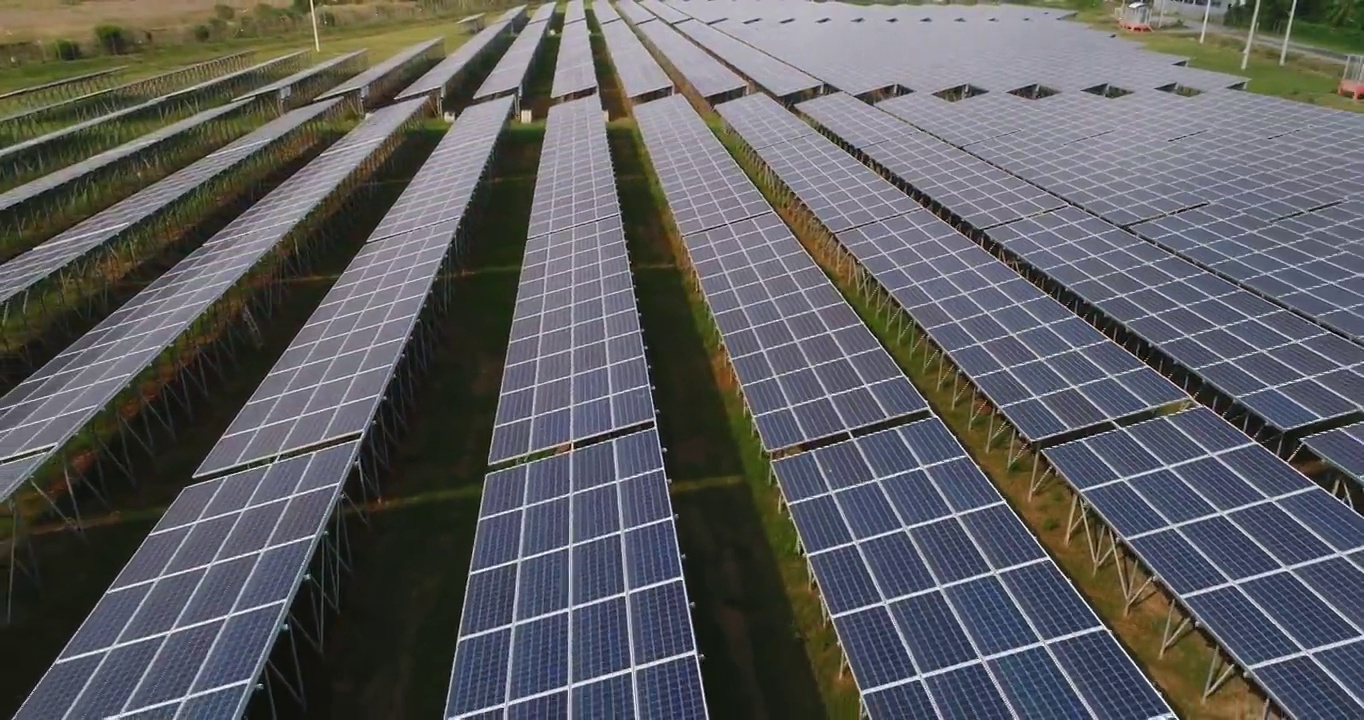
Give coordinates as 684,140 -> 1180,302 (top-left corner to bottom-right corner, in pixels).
214,3 -> 236,21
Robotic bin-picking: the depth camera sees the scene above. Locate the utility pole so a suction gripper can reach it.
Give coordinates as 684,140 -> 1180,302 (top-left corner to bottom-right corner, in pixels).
1241,0 -> 1262,71
1280,0 -> 1300,65
1199,0 -> 1214,42
309,0 -> 321,52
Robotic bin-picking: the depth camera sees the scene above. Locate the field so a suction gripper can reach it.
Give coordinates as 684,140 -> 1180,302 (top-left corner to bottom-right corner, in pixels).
0,2 -> 1357,719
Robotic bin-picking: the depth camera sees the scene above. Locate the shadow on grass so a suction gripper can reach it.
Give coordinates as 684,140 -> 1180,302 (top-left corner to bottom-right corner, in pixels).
0,127 -> 444,717
305,126 -> 542,719
612,123 -> 827,720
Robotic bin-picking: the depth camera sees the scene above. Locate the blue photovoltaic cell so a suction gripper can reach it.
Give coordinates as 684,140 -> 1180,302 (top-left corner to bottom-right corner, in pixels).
1304,421 -> 1364,484
446,428 -> 707,719
771,416 -> 1171,719
1046,407 -> 1364,717
15,442 -> 360,719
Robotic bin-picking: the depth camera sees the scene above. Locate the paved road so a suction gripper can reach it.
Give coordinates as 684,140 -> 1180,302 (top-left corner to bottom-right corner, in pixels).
1166,24 -> 1348,64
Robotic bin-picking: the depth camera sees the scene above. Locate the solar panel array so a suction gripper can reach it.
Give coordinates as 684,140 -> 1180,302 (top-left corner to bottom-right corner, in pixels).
551,20 -> 598,101
197,97 -> 513,477
498,4 -> 528,24
634,95 -> 928,452
600,18 -> 673,101
0,99 -> 252,223
771,417 -> 1174,720
1304,422 -> 1364,485
237,49 -> 368,105
1131,205 -> 1364,343
0,99 -> 344,312
488,96 -> 651,464
634,19 -> 747,102
395,20 -> 515,103
16,441 -> 361,719
798,93 -> 1066,229
1046,408 -> 1364,719
318,38 -> 443,105
675,20 -> 821,99
475,14 -> 552,102
715,94 -> 1187,444
446,428 -> 708,719
0,99 -> 425,505
989,207 -> 1364,434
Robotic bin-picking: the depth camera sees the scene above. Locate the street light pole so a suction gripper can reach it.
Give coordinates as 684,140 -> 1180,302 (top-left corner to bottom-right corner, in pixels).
1199,0 -> 1214,42
309,0 -> 321,52
1241,0 -> 1262,71
1280,0 -> 1300,65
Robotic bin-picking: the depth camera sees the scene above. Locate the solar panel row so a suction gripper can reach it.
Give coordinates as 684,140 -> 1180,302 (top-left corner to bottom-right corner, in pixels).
0,52 -> 303,181
395,20 -> 516,104
633,17 -> 748,102
1046,408 -> 1364,719
771,417 -> 1174,720
487,95 -> 651,465
529,2 -> 557,24
0,51 -> 254,129
716,93 -> 1187,445
551,19 -> 598,101
674,19 -> 821,99
564,0 -> 587,25
317,38 -> 444,107
600,16 -> 673,102
0,98 -> 426,507
446,428 -> 708,719
0,99 -> 345,314
16,440 -> 362,720
0,98 -> 254,226
638,0 -> 691,25
616,0 -> 657,26
796,93 -> 1364,437
238,49 -> 369,109
593,0 -> 622,24
633,94 -> 928,452
196,96 -> 514,477
474,14 -> 552,102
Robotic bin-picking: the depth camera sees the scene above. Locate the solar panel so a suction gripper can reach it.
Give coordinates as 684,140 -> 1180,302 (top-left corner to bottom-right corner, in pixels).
675,20 -> 821,99
529,3 -> 556,24
990,207 -> 1364,434
616,0 -> 657,26
594,0 -> 622,24
564,0 -> 586,25
0,99 -> 425,506
639,0 -> 691,24
447,428 -> 707,719
395,20 -> 514,103
771,417 -> 1174,719
1045,407 -> 1364,719
633,95 -> 769,235
0,98 -> 345,315
1304,422 -> 1364,485
197,98 -> 511,477
16,441 -> 360,719
797,93 -> 1066,229
635,19 -> 748,102
474,16 -> 551,101
600,17 -> 673,101
551,20 -> 598,101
